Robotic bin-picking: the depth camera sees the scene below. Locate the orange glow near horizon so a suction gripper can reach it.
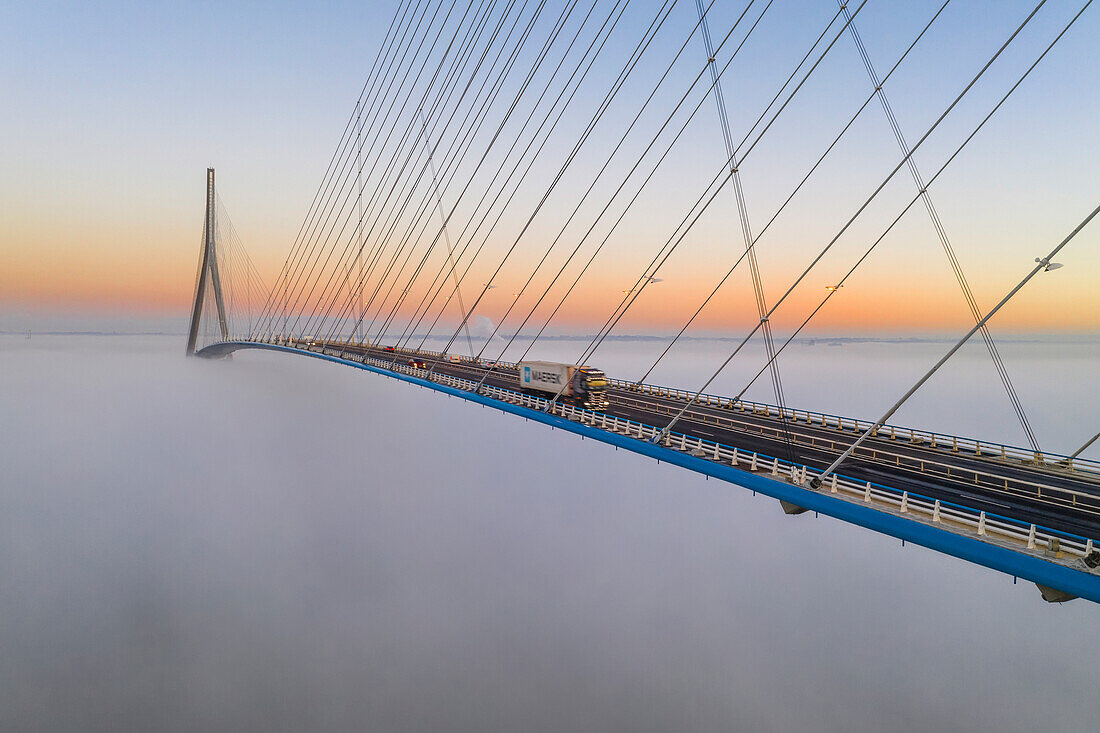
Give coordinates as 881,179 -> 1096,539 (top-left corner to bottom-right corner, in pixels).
7,240 -> 1094,334
4,179 -> 1097,334
6,249 -> 1091,332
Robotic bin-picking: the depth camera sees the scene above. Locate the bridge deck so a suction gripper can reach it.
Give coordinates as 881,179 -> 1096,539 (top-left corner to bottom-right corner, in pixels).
336,341 -> 1100,538
197,338 -> 1100,602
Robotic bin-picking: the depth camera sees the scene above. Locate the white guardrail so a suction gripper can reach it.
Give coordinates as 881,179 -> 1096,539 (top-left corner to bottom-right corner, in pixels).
290,339 -> 1098,567
605,379 -> 1100,481
311,339 -> 1100,480
282,338 -> 1100,479
606,394 -> 1100,518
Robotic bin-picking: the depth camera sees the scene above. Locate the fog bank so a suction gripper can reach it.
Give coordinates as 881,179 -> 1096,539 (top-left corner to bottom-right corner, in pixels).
0,335 -> 1095,731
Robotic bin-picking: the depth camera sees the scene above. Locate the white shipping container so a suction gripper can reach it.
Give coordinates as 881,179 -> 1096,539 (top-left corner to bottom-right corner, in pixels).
518,361 -> 575,396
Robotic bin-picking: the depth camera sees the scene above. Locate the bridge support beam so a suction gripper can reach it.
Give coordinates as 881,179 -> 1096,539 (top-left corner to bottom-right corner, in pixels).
780,500 -> 808,515
186,168 -> 230,355
1036,584 -> 1077,603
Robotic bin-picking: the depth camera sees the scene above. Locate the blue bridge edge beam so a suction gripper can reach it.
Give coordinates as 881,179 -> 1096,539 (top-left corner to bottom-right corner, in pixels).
196,341 -> 1100,604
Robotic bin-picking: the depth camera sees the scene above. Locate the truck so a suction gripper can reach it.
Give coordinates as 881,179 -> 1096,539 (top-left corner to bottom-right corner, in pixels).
518,361 -> 610,410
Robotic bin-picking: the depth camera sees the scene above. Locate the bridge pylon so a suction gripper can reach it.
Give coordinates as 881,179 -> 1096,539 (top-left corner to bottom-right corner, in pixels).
186,168 -> 230,355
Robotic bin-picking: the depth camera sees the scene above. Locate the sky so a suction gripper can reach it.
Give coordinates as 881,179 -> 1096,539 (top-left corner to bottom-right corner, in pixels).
2,0 -> 1098,336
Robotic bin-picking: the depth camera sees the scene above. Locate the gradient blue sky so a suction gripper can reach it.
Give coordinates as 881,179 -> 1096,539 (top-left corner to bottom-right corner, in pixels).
2,1 -> 1097,333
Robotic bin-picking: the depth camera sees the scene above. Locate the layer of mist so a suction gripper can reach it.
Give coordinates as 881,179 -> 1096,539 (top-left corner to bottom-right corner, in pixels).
0,334 -> 1095,731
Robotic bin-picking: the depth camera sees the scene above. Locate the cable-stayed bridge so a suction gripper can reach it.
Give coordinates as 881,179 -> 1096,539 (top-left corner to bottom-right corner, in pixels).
186,0 -> 1099,603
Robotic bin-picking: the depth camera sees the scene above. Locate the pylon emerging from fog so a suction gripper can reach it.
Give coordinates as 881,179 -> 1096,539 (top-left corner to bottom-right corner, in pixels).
186,168 -> 229,355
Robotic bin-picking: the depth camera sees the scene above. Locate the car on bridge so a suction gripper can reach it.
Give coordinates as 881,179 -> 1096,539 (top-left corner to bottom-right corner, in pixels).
408,358 -> 426,369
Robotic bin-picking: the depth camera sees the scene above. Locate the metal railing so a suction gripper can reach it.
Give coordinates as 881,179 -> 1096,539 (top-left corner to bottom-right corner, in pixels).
297,340 -> 1098,566
605,378 -> 1100,480
261,337 -> 1100,484
300,337 -> 1100,479
277,336 -> 1099,477
609,394 -> 1100,519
